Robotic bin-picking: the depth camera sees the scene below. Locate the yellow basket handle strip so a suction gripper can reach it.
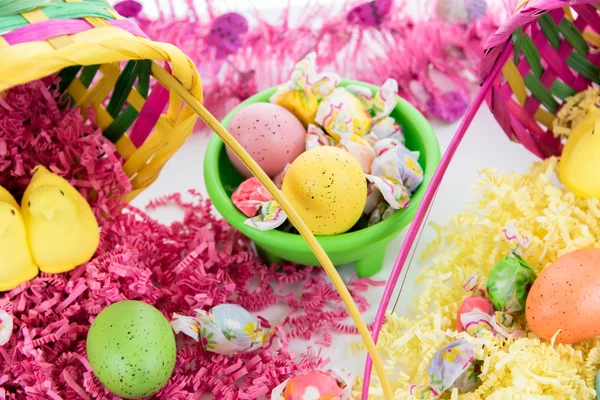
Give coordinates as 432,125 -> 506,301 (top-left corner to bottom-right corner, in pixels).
149,62 -> 393,398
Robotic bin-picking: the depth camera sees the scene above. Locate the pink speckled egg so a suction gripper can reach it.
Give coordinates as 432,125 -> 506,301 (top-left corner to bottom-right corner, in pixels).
226,103 -> 306,178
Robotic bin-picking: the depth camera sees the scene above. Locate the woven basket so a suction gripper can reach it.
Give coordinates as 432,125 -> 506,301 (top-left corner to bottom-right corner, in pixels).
0,0 -> 395,395
0,0 -> 203,201
362,0 -> 600,397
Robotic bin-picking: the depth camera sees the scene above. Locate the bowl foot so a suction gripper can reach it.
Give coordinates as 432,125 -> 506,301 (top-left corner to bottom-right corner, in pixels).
354,246 -> 386,278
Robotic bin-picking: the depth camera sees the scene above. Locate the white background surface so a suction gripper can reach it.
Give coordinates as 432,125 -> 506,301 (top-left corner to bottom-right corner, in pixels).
129,0 -> 536,378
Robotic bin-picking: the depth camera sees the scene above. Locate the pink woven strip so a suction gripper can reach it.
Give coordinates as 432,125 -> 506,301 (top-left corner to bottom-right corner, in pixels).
2,18 -> 148,45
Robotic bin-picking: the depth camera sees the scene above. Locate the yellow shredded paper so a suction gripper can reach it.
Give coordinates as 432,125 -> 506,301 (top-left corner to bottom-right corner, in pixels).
554,87 -> 600,138
353,158 -> 600,399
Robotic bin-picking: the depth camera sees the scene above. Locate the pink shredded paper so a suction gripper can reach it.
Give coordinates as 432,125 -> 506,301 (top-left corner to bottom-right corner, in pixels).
0,78 -> 381,399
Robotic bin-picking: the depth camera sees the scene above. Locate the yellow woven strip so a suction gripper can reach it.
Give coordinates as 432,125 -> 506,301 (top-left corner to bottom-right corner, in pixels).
534,108 -> 555,129
121,115 -> 175,176
116,135 -> 137,161
149,62 -> 394,398
0,37 -> 9,49
564,7 -> 574,22
583,30 -> 600,48
503,59 -> 527,105
127,89 -> 146,112
166,91 -> 183,123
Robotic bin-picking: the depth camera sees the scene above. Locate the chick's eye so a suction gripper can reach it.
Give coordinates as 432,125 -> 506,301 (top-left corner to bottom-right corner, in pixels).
10,209 -> 15,216
60,190 -> 64,196
28,202 -> 31,207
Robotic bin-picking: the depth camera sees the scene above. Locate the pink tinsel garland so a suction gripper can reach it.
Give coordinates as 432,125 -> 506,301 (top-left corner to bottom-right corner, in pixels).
120,0 -> 516,127
0,78 -> 381,399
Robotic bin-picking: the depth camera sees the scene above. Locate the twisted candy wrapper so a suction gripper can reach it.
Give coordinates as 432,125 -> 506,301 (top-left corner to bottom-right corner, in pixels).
171,304 -> 274,356
305,124 -> 333,151
487,252 -> 536,315
371,144 -> 424,194
365,175 -> 410,211
232,177 -> 273,217
409,339 -> 482,398
244,200 -> 288,231
337,134 -> 376,173
459,307 -> 525,339
0,310 -> 13,346
270,52 -> 340,126
271,369 -> 352,400
315,87 -> 373,139
462,274 -> 486,297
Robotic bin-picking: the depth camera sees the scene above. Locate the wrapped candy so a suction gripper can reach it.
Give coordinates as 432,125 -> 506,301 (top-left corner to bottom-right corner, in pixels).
490,311 -> 525,339
270,52 -> 340,127
365,174 -> 410,211
367,202 -> 395,226
171,304 -> 274,356
0,310 -> 13,346
273,164 -> 290,189
271,369 -> 352,400
456,296 -> 493,334
315,87 -> 373,139
232,177 -> 273,217
461,273 -> 486,297
487,252 -> 537,315
371,144 -> 424,194
244,200 -> 287,231
336,134 -> 376,173
305,124 -> 333,151
410,340 -> 482,398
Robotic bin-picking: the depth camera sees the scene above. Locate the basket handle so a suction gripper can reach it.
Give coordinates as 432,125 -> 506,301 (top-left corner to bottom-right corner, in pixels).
150,63 -> 394,398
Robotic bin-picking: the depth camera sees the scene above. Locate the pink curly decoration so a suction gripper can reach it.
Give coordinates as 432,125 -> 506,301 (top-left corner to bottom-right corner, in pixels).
124,0 -> 516,128
0,78 -> 382,399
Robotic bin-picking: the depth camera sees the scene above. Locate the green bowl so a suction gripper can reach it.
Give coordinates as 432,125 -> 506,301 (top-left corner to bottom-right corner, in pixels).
204,80 -> 440,277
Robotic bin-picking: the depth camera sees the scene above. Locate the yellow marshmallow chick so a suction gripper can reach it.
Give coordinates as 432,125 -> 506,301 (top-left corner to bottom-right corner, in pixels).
559,105 -> 600,198
21,166 -> 99,274
0,186 -> 38,291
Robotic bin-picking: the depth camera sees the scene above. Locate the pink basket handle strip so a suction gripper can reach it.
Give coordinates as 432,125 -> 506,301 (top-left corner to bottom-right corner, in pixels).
129,63 -> 172,147
2,18 -> 147,45
361,47 -> 513,400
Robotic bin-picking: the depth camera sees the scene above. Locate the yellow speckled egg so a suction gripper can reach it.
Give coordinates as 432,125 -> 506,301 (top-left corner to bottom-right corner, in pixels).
282,146 -> 367,235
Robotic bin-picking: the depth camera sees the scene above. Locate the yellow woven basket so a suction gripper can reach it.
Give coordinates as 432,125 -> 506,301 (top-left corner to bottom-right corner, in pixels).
0,0 -> 394,396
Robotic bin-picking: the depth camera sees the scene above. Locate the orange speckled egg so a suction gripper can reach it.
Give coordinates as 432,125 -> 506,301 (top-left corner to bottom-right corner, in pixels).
526,248 -> 600,344
282,147 -> 367,236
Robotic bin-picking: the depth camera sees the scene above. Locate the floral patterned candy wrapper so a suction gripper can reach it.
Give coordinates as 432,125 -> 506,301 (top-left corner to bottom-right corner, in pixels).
373,137 -> 403,157
364,181 -> 381,215
337,134 -> 376,173
0,310 -> 13,346
460,309 -> 493,338
305,124 -> 333,151
170,313 -> 201,341
370,116 -> 403,141
427,339 -> 481,396
367,202 -> 396,226
244,200 -> 288,231
345,84 -> 374,110
232,177 -> 273,217
371,144 -> 424,193
273,164 -> 290,189
270,52 -> 340,126
486,252 -> 536,314
372,78 -> 399,123
315,87 -> 373,139
196,304 -> 273,356
365,174 -> 410,210
270,368 -> 352,400
490,311 -> 526,339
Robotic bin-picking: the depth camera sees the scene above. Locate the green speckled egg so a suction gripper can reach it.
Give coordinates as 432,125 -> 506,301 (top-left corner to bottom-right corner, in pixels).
282,146 -> 367,235
86,300 -> 176,399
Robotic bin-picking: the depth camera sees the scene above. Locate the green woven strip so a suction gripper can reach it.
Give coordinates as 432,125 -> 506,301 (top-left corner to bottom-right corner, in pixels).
520,34 -> 544,78
57,65 -> 82,93
512,27 -> 522,65
538,14 -> 561,50
0,2 -> 116,32
567,52 -> 600,84
136,60 -> 151,99
559,18 -> 589,56
106,61 -> 139,118
80,65 -> 100,88
524,73 -> 559,113
0,0 -> 112,17
551,81 -> 577,100
103,107 -> 138,143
